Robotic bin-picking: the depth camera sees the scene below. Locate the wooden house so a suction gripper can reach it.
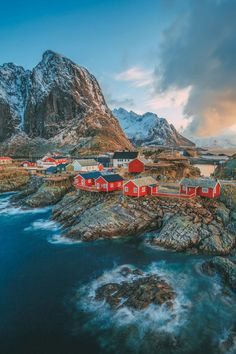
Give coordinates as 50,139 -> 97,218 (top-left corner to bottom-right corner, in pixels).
128,157 -> 149,173
113,151 -> 139,168
95,174 -> 124,192
74,172 -> 101,189
123,176 -> 158,197
66,159 -> 99,172
0,157 -> 12,165
180,178 -> 221,198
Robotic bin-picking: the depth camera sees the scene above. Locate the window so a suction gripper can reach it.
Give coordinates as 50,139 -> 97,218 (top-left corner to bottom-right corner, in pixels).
202,187 -> 208,193
118,182 -> 121,186
124,187 -> 128,192
142,187 -> 146,192
88,179 -> 91,183
110,183 -> 114,188
182,186 -> 186,192
134,188 -> 138,193
103,184 -> 106,188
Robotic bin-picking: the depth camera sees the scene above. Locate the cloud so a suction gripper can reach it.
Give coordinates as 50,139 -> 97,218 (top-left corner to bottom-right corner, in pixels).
146,86 -> 191,111
156,0 -> 236,137
115,66 -> 154,88
105,92 -> 135,109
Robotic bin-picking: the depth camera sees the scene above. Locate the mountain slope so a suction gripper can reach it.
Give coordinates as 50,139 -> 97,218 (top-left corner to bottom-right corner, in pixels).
113,108 -> 194,147
0,51 -> 132,154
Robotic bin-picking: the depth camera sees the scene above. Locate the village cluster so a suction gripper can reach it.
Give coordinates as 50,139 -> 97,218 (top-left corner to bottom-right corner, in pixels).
0,151 -> 221,199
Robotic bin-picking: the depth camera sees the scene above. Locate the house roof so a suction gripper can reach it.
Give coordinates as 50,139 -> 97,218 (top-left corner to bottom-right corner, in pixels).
75,159 -> 98,167
0,156 -> 12,160
78,171 -> 101,180
130,157 -> 150,165
98,174 -> 124,182
57,163 -> 68,168
46,166 -> 57,171
125,176 -> 158,187
113,151 -> 138,160
180,178 -> 220,189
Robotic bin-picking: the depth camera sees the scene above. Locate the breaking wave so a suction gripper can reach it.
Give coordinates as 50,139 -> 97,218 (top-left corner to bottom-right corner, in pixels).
74,263 -> 190,353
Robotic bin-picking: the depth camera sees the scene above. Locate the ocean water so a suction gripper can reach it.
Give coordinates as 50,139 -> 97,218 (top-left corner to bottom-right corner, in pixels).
0,192 -> 236,354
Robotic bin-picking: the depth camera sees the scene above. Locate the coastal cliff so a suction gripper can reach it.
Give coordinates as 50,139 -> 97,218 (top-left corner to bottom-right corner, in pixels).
51,189 -> 236,255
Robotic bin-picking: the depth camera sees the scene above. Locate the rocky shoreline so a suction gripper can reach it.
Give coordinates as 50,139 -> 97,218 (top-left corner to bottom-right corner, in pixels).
3,175 -> 236,257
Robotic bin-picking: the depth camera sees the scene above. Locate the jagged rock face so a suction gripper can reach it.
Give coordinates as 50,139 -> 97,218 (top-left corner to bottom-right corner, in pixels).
113,107 -> 194,147
0,63 -> 29,141
0,51 -> 132,152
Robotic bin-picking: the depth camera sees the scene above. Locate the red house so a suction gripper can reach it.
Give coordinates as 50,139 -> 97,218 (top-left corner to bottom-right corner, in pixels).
21,161 -> 35,167
128,158 -> 148,174
74,172 -> 101,189
0,157 -> 12,165
95,174 -> 124,192
123,176 -> 158,197
180,178 -> 221,198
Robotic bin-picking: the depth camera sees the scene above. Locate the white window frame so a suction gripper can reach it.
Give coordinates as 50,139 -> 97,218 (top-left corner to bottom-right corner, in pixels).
124,186 -> 128,192
202,187 -> 208,193
134,187 -> 138,193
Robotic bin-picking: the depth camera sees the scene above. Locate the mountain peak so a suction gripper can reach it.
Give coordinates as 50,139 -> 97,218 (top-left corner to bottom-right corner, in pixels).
42,50 -> 62,62
0,53 -> 133,154
113,108 -> 194,147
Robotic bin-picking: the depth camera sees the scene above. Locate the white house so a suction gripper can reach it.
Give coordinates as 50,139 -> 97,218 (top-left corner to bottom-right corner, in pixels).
66,159 -> 99,172
112,151 -> 139,168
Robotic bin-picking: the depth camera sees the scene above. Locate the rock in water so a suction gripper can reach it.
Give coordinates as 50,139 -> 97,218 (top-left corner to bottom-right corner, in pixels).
203,257 -> 236,291
95,266 -> 176,310
0,50 -> 132,155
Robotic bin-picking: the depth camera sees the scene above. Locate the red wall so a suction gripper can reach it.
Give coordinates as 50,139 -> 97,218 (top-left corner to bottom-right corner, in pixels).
74,175 -> 95,189
150,185 -> 158,195
128,159 -> 145,173
214,183 -> 221,197
197,186 -> 214,198
123,181 -> 149,197
180,185 -> 197,195
95,177 -> 123,191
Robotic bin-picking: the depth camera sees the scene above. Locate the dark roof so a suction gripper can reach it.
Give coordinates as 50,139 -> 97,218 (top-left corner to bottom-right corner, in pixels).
98,174 -> 124,182
180,178 -> 220,189
113,151 -> 138,160
57,163 -> 68,168
78,171 -> 101,180
46,166 -> 58,172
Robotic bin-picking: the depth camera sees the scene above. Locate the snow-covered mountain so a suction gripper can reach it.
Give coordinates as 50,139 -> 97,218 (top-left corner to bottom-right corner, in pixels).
0,51 -> 132,154
113,108 -> 194,147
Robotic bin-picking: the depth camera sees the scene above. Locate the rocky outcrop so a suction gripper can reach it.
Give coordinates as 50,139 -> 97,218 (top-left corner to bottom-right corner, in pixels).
0,169 -> 29,193
151,213 -> 235,255
52,191 -> 235,255
12,176 -> 72,207
0,51 -> 132,155
203,256 -> 236,290
95,266 -> 176,310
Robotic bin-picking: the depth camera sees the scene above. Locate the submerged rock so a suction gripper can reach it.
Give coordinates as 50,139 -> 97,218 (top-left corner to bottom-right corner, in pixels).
203,256 -> 236,291
95,266 -> 176,310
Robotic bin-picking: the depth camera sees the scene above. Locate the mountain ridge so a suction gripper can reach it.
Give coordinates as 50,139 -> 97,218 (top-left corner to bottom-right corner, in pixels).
0,50 -> 133,155
113,107 -> 194,147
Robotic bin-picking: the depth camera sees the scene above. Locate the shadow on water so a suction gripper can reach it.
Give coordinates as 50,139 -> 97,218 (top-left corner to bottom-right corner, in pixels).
0,193 -> 235,354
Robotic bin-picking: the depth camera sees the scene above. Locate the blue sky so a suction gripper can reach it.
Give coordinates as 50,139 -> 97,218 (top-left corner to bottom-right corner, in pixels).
1,0 -> 236,137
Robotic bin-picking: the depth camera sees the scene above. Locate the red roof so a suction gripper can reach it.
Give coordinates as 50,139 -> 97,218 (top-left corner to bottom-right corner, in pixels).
0,157 -> 12,161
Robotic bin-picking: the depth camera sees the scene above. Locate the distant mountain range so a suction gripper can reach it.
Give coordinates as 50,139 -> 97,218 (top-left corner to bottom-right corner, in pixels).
113,108 -> 194,147
0,50 -> 132,155
0,50 -> 199,156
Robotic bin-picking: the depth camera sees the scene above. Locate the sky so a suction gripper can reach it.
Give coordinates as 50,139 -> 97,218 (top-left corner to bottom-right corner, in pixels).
1,0 -> 236,139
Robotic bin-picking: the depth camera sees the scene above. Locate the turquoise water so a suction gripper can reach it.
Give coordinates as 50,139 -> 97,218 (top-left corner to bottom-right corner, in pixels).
0,192 -> 236,354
